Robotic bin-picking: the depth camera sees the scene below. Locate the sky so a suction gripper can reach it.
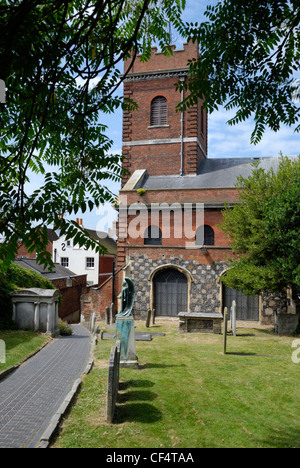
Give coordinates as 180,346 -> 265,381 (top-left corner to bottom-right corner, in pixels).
33,0 -> 300,233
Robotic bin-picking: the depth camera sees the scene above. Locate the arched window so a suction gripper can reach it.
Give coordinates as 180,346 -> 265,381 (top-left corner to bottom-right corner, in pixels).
150,96 -> 168,126
195,225 -> 215,246
144,225 -> 162,245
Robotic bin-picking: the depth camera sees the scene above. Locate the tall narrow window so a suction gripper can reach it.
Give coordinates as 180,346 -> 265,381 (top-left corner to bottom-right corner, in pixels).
150,96 -> 168,126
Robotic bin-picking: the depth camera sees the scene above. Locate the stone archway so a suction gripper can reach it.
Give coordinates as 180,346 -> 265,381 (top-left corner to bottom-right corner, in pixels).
148,264 -> 194,315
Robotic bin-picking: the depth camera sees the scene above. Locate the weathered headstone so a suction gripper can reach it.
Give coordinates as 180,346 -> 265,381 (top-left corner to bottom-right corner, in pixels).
0,339 -> 5,364
145,309 -> 151,328
223,307 -> 228,355
151,309 -> 156,325
106,338 -> 121,424
231,300 -> 237,337
90,312 -> 96,334
110,303 -> 115,324
105,306 -> 110,326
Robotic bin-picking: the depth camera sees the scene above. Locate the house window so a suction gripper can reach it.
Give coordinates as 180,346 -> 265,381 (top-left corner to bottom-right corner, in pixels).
86,257 -> 95,269
195,225 -> 215,246
61,257 -> 69,268
150,96 -> 168,126
144,226 -> 162,245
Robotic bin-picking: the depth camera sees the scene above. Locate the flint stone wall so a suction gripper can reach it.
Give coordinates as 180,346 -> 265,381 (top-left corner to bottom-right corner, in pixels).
129,254 -> 226,318
127,254 -> 293,330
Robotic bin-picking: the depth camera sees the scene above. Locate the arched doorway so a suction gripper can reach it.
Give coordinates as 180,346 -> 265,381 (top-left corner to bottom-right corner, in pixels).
223,284 -> 259,321
154,268 -> 188,317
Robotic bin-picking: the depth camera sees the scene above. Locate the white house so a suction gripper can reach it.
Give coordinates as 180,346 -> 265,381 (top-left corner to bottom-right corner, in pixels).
53,219 -> 117,286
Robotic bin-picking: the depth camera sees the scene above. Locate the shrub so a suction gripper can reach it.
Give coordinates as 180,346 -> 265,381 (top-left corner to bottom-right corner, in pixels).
137,188 -> 147,196
58,319 -> 73,336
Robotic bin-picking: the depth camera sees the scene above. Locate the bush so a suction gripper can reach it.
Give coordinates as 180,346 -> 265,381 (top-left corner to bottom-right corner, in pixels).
58,319 -> 73,336
0,261 -> 56,330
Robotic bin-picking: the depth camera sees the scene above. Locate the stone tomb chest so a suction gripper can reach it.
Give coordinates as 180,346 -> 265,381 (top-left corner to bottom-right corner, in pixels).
10,288 -> 60,337
178,312 -> 223,334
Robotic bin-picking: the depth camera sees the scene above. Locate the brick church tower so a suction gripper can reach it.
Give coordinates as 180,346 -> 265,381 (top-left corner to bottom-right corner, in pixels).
112,41 -> 281,329
121,41 -> 207,185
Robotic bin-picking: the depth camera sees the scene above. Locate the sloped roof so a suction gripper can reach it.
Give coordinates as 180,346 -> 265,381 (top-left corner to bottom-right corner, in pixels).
84,229 -> 117,256
14,258 -> 79,280
47,228 -> 59,243
139,156 -> 299,190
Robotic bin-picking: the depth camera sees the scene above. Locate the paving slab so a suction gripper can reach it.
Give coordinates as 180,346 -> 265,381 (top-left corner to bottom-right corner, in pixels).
0,324 -> 91,448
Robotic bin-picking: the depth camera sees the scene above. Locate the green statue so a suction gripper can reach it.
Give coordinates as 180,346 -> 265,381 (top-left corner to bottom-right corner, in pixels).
117,277 -> 136,318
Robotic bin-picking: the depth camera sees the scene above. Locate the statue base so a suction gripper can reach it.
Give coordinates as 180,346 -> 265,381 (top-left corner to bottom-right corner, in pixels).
115,316 -> 139,369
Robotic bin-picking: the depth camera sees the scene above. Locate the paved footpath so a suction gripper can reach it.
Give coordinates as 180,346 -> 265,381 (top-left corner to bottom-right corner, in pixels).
0,324 -> 91,448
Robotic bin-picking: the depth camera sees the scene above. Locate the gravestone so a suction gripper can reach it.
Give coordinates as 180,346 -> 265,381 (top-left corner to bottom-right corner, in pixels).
145,309 -> 151,328
151,309 -> 156,325
106,337 -> 121,424
110,303 -> 116,324
178,312 -> 222,334
105,306 -> 110,326
223,307 -> 228,355
0,339 -> 5,364
90,312 -> 96,334
115,278 -> 138,368
231,300 -> 237,336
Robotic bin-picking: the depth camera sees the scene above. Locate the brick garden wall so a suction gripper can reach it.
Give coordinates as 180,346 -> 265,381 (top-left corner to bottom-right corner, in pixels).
81,268 -> 124,322
51,275 -> 87,323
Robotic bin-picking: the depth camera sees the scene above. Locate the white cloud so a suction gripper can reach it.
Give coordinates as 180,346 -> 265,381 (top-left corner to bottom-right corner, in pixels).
208,107 -> 299,159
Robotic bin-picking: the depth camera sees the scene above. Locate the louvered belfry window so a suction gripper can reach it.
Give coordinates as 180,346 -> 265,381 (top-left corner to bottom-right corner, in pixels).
151,96 -> 168,126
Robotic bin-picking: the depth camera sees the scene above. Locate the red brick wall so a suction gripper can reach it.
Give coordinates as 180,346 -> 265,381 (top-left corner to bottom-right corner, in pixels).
124,42 -> 199,74
121,188 -> 239,206
123,210 -> 227,247
17,241 -> 53,259
116,187 -> 239,271
126,245 -> 232,265
51,275 -> 87,323
122,42 -> 207,185
99,255 -> 116,286
81,268 -> 123,321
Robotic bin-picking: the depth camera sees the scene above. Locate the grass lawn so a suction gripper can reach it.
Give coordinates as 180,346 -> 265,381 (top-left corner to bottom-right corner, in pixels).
0,330 -> 50,372
53,320 -> 300,449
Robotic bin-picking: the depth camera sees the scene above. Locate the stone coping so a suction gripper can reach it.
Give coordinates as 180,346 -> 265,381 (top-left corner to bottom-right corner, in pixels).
178,312 -> 223,319
10,288 -> 60,298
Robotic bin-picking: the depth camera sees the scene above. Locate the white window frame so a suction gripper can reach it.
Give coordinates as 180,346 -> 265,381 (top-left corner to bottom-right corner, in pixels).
61,257 -> 69,268
86,257 -> 95,269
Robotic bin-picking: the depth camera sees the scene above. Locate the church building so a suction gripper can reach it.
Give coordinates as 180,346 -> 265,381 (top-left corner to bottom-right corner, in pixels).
112,42 -> 298,334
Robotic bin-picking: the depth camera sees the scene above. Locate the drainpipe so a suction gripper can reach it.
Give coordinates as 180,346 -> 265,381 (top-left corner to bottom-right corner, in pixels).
112,260 -> 115,304
180,77 -> 185,177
